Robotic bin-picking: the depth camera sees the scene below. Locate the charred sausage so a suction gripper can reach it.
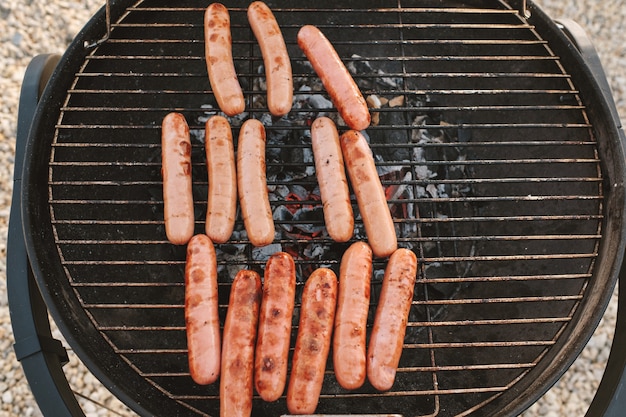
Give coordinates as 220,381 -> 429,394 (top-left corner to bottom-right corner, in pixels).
237,118 -> 275,246
287,268 -> 337,414
311,117 -> 354,242
220,269 -> 262,417
204,3 -> 245,116
340,129 -> 397,258
185,234 -> 220,385
161,112 -> 194,245
367,248 -> 418,391
333,241 -> 372,390
247,1 -> 293,116
254,252 -> 296,402
205,115 -> 237,243
297,25 -> 370,131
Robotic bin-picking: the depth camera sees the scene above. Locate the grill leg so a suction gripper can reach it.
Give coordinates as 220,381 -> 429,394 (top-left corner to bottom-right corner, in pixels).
555,18 -> 626,417
585,274 -> 626,417
585,240 -> 626,415
7,54 -> 86,417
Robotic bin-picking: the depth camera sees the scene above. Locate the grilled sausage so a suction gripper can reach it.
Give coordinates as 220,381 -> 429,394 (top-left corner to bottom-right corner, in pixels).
297,25 -> 370,131
237,118 -> 275,247
311,117 -> 354,242
161,112 -> 194,245
333,241 -> 372,390
254,252 -> 296,402
204,3 -> 245,116
367,248 -> 418,391
287,268 -> 337,415
185,234 -> 220,385
247,1 -> 293,116
220,269 -> 262,417
205,115 -> 237,243
340,129 -> 397,258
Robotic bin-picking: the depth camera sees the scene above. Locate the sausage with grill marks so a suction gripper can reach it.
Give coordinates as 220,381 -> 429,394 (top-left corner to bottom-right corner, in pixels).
237,118 -> 275,247
205,115 -> 236,243
311,117 -> 354,242
340,129 -> 397,258
287,268 -> 337,415
161,112 -> 194,245
220,269 -> 262,417
297,25 -> 370,131
185,234 -> 220,385
333,241 -> 372,390
367,248 -> 418,391
247,1 -> 293,116
204,3 -> 245,116
254,252 -> 296,402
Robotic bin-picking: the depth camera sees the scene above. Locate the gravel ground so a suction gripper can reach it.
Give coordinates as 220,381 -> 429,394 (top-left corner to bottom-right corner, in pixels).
1,1 -> 624,416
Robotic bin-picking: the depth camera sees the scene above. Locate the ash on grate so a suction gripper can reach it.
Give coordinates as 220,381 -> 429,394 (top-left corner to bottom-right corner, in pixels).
194,55 -> 477,290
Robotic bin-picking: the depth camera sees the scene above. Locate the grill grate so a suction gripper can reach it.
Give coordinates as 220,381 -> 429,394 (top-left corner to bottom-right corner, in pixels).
46,0 -> 603,416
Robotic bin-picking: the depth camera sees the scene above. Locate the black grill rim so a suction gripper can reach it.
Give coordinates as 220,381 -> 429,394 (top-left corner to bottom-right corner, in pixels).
19,1 -> 626,416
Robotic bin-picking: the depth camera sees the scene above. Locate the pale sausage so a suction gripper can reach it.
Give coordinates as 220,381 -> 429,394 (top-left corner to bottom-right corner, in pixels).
161,112 -> 194,245
297,25 -> 370,131
185,234 -> 220,385
340,129 -> 397,258
205,3 -> 245,116
367,248 -> 418,391
247,1 -> 293,116
287,268 -> 337,415
311,117 -> 354,242
237,119 -> 275,246
205,115 -> 237,243
254,252 -> 296,402
333,241 -> 372,390
220,269 -> 262,417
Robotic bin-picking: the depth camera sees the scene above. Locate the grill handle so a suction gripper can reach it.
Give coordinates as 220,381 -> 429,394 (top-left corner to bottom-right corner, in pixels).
7,54 -> 85,417
556,18 -> 623,132
555,18 -> 626,417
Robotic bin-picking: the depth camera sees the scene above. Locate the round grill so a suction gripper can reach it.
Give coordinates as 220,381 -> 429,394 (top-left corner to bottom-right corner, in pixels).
21,0 -> 625,416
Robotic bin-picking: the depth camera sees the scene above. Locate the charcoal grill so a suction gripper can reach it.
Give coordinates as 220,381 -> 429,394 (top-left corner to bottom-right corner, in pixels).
8,0 -> 626,416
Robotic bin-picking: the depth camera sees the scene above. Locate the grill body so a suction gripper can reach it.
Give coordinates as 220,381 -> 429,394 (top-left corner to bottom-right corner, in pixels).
13,0 -> 626,416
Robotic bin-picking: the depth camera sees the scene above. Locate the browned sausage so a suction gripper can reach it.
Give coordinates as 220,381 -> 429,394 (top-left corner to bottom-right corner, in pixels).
185,234 -> 220,385
161,112 -> 194,245
340,129 -> 397,258
297,25 -> 370,131
205,3 -> 245,116
254,252 -> 296,402
220,269 -> 262,417
311,117 -> 354,242
287,268 -> 337,415
237,119 -> 275,246
333,241 -> 372,390
205,115 -> 237,243
247,1 -> 293,116
367,248 -> 418,391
